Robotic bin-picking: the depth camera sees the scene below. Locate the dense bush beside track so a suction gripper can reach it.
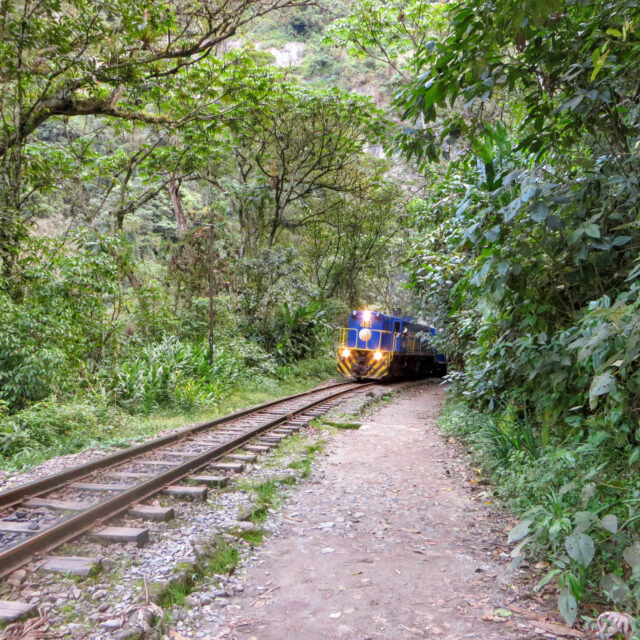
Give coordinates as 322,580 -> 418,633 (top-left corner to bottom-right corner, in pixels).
378,0 -> 640,629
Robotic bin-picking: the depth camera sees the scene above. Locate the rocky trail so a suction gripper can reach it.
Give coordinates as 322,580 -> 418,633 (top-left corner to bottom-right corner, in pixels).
1,382 -> 575,640
166,382 -> 565,640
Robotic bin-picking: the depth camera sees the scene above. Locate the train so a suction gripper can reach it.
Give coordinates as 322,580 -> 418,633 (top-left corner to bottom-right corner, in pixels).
336,309 -> 446,380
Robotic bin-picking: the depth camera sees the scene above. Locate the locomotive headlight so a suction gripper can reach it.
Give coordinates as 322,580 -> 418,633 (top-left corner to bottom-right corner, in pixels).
340,348 -> 351,358
362,310 -> 372,322
374,351 -> 383,361
358,328 -> 372,342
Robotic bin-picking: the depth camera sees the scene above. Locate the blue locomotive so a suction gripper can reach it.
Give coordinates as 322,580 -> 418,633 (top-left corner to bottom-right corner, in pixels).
337,310 -> 446,380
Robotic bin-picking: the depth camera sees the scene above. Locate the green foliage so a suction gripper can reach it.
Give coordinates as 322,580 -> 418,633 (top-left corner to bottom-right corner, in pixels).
380,0 -> 640,624
326,0 -> 446,71
105,336 -> 276,414
205,539 -> 240,576
0,234 -> 121,411
287,441 -> 324,478
232,527 -> 266,546
441,401 -> 640,624
265,300 -> 333,363
0,399 -> 136,468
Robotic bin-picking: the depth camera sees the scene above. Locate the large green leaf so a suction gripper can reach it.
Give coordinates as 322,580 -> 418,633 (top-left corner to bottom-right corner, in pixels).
558,586 -> 577,627
565,532 -> 594,567
588,372 -> 616,409
508,518 -> 533,543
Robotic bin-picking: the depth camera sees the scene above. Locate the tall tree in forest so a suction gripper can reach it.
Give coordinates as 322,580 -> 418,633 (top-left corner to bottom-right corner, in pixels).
0,0 -> 311,285
222,85 -> 390,253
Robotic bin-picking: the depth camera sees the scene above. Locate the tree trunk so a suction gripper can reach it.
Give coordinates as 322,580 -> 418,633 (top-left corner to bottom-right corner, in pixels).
168,174 -> 187,237
208,209 -> 216,365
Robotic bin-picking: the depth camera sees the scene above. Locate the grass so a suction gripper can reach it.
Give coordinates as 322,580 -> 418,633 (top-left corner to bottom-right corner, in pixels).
318,419 -> 361,429
245,480 -> 280,523
205,539 -> 239,575
158,582 -> 189,608
0,355 -> 335,473
288,441 -> 324,478
157,538 -> 239,614
233,528 -> 266,546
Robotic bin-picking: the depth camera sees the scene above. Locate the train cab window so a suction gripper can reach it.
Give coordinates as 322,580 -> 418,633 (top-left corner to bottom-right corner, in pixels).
393,321 -> 400,333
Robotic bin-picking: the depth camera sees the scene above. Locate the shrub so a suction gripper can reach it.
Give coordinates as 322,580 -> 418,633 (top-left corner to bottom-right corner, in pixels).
0,234 -> 120,412
440,400 -> 640,626
0,399 -> 135,468
103,336 -> 277,414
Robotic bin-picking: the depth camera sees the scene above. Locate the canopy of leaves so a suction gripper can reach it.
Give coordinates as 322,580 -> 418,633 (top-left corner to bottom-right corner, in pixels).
382,0 -> 640,625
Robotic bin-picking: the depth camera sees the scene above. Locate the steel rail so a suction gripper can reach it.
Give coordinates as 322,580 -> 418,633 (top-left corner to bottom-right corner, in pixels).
0,382 -> 372,579
0,381 -> 355,510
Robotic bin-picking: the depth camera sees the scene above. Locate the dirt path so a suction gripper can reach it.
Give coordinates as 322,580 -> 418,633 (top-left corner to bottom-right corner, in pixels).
172,382 -> 559,640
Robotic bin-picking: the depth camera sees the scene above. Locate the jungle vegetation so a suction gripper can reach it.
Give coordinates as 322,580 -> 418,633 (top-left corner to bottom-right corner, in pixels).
332,0 -> 640,629
3,0 -> 640,630
0,0 -> 411,465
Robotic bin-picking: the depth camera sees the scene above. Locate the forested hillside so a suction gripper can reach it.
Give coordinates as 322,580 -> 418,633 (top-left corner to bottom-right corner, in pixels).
0,0 -> 417,468
3,0 -> 640,631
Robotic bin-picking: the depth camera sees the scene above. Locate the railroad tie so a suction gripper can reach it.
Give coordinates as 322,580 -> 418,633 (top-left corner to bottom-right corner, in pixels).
23,498 -> 93,512
227,453 -> 257,462
157,450 -> 204,458
91,526 -> 149,547
108,471 -> 154,480
136,459 -> 182,467
187,475 -> 229,487
38,555 -> 102,576
0,599 -> 37,623
260,435 -> 285,444
210,461 -> 245,473
162,485 -> 208,500
129,505 -> 175,522
69,482 -> 131,492
0,522 -> 41,534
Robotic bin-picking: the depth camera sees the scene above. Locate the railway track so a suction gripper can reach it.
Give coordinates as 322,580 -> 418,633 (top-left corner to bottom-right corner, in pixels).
0,381 -> 372,621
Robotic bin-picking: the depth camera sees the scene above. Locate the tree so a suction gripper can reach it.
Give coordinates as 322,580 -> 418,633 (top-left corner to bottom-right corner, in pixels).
0,0 -> 310,284
302,163 -> 405,306
385,1 -> 640,622
223,85 -> 390,251
0,0 -> 313,156
326,0 -> 446,80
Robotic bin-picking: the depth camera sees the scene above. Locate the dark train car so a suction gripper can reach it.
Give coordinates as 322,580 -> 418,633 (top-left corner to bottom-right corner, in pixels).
336,310 -> 447,380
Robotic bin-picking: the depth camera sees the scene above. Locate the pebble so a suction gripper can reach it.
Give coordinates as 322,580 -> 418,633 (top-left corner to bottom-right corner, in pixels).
101,618 -> 123,630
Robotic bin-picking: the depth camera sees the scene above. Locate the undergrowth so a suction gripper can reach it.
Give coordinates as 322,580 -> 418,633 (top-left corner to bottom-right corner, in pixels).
288,441 -> 324,478
246,480 -> 283,522
205,540 -> 239,576
0,354 -> 335,472
440,399 -> 640,633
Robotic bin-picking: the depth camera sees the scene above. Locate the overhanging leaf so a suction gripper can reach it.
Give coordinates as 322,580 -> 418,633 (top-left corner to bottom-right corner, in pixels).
530,202 -> 549,222
589,371 -> 616,408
